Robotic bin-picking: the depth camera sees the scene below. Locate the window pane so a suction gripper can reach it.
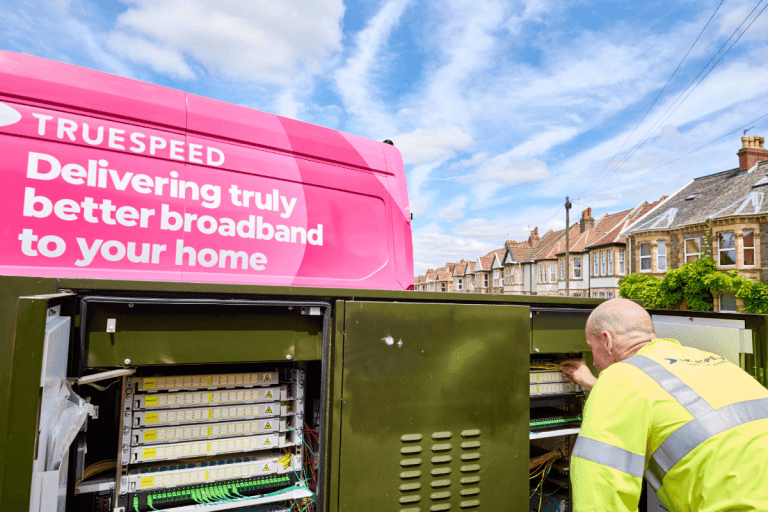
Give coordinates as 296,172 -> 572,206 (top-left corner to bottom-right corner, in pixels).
686,255 -> 699,263
658,241 -> 667,271
745,248 -> 755,266
640,243 -> 651,256
744,230 -> 755,248
720,291 -> 737,312
720,250 -> 736,266
657,242 -> 666,256
719,232 -> 735,249
641,257 -> 652,271
685,238 -> 700,254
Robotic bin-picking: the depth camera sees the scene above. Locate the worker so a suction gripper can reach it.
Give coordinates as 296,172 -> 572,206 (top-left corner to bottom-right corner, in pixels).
560,298 -> 768,511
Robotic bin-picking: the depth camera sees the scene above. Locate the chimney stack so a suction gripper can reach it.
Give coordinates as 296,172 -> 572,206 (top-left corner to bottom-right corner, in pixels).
579,208 -> 594,232
529,227 -> 540,247
738,135 -> 768,170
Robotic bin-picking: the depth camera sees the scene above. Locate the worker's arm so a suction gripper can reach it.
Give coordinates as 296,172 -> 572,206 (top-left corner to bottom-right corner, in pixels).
560,359 -> 597,391
571,367 -> 650,512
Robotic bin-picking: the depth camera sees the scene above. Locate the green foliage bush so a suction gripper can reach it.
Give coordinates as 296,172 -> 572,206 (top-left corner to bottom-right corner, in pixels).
619,256 -> 768,313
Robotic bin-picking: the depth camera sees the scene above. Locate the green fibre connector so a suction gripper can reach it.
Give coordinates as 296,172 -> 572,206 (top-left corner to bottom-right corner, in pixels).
133,496 -> 140,512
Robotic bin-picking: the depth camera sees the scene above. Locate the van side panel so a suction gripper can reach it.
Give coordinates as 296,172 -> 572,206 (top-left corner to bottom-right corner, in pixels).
0,51 -> 413,290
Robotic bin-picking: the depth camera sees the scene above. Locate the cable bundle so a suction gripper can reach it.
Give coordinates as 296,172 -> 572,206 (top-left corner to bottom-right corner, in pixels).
530,450 -> 564,512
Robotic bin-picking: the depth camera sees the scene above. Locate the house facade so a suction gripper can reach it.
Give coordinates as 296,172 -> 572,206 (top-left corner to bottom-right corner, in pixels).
624,135 -> 768,312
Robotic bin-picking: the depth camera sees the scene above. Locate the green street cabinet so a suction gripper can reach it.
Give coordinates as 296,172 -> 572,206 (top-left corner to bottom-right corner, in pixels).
0,276 -> 765,512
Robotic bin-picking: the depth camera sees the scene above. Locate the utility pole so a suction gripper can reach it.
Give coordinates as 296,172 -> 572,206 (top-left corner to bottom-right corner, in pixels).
565,196 -> 572,297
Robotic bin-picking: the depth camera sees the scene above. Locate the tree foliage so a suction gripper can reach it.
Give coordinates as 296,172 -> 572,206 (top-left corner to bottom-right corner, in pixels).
619,257 -> 768,313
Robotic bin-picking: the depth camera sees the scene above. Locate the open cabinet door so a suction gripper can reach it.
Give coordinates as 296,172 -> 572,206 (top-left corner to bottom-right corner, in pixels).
337,301 -> 531,511
1,293 -> 77,512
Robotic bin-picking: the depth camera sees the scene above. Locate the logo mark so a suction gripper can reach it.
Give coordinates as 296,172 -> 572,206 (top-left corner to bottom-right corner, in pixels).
0,102 -> 22,127
665,358 -> 677,364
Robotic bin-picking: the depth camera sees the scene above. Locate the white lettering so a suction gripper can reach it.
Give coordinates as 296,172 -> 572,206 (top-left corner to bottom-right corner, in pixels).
149,136 -> 167,155
169,140 -> 185,161
38,235 -> 66,258
207,147 -> 225,166
129,132 -> 146,153
18,229 -> 39,256
32,113 -> 53,136
188,143 -> 203,164
62,163 -> 87,185
108,128 -> 126,150
75,238 -> 102,267
280,195 -> 297,218
57,118 -> 77,141
82,123 -> 104,145
27,152 -> 61,180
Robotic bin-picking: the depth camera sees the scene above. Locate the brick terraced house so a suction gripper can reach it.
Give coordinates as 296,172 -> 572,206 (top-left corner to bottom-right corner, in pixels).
624,135 -> 768,312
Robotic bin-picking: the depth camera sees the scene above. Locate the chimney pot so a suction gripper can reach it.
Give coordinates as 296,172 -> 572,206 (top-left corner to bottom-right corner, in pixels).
738,134 -> 768,170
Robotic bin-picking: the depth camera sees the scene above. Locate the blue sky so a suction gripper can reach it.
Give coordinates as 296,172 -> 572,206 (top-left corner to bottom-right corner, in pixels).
2,0 -> 768,275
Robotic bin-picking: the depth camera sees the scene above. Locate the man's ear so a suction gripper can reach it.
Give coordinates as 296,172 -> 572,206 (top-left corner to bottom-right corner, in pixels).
602,330 -> 614,356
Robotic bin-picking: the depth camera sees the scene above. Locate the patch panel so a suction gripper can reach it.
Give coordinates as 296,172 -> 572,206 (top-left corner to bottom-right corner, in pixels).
132,386 -> 287,410
133,372 -> 279,393
130,433 -> 288,463
132,418 -> 283,445
530,382 -> 582,396
131,402 -> 292,428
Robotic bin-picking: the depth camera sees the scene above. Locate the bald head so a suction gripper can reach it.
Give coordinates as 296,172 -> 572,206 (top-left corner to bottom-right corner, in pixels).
586,299 -> 657,371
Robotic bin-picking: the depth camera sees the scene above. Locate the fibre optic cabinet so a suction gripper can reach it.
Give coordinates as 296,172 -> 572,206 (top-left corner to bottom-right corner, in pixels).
1,287 -> 535,512
1,281 -> 766,512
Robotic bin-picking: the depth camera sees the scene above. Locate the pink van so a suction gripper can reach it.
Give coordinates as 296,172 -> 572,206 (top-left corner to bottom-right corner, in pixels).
0,51 -> 413,290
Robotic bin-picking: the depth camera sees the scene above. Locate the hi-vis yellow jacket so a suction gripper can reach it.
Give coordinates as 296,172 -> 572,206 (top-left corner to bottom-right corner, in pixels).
571,339 -> 768,512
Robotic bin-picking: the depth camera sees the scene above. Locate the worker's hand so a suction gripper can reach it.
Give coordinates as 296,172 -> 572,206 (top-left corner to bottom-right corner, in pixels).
559,359 -> 597,392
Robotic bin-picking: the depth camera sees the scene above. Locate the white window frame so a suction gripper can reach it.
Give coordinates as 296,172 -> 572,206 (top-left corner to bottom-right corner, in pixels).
560,259 -> 565,280
719,291 -> 738,312
457,278 -> 463,291
640,243 -> 652,272
657,241 -> 667,271
743,230 -> 756,267
484,273 -> 489,288
607,250 -> 614,275
593,252 -> 599,276
573,257 -> 582,279
607,292 -> 613,299
600,251 -> 606,276
684,237 -> 701,264
441,282 -> 446,292
510,266 -> 516,284
599,292 -> 605,298
619,249 -> 625,275
539,264 -> 543,283
549,263 -> 557,283
718,232 -> 736,266
573,293 -> 581,298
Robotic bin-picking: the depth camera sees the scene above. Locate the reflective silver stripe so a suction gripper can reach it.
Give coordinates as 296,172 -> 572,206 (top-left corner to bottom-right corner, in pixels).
572,436 -> 645,478
644,397 -> 768,491
623,355 -> 714,418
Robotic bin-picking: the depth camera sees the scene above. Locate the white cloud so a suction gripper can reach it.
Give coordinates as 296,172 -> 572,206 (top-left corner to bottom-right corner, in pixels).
334,0 -> 410,136
450,152 -> 487,169
438,195 -> 468,221
109,32 -> 195,80
453,218 -> 529,242
412,223 -> 494,274
112,0 -> 345,84
394,124 -> 474,165
473,159 -> 550,185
